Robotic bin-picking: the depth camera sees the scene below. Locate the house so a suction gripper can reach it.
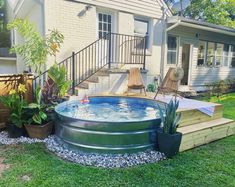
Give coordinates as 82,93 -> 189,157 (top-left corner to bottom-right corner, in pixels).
7,0 -> 235,95
0,1 -> 16,74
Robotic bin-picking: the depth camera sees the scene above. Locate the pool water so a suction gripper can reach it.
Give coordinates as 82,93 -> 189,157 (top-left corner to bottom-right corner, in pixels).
55,97 -> 164,122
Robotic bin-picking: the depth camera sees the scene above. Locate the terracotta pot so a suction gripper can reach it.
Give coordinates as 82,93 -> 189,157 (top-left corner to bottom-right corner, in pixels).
24,122 -> 53,139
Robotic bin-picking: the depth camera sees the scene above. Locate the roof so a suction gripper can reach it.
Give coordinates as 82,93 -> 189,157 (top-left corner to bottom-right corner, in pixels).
167,16 -> 235,36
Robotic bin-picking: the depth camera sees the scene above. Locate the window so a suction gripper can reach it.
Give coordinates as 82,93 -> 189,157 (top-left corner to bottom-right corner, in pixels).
134,19 -> 148,36
98,13 -> 112,39
197,40 -> 235,68
223,44 -> 230,66
230,45 -> 235,68
167,36 -> 178,64
197,41 -> 206,66
206,42 -> 215,67
215,43 -> 223,67
134,18 -> 150,48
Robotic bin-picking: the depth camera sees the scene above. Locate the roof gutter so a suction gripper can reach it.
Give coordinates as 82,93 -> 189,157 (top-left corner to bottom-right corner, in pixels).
166,20 -> 181,32
180,22 -> 235,37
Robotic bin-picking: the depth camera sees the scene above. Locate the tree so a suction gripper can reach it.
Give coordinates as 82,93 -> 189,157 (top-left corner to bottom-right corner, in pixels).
183,0 -> 235,28
0,0 -> 11,47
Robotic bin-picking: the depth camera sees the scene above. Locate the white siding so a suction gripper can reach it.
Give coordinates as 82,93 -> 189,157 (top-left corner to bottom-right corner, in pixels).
12,1 -> 44,73
167,25 -> 235,88
0,59 -> 17,74
74,0 -> 167,19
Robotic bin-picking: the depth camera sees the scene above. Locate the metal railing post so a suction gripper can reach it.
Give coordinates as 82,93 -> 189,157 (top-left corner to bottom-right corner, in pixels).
108,32 -> 112,69
72,51 -> 76,95
143,33 -> 148,70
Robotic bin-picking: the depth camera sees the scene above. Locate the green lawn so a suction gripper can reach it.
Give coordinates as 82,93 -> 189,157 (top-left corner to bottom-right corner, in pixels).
0,93 -> 235,187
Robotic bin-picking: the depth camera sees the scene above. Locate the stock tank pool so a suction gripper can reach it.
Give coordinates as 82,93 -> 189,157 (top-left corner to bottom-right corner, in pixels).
55,96 -> 163,154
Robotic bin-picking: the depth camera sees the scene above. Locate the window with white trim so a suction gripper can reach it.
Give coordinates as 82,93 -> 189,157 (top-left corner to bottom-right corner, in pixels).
197,40 -> 235,68
223,44 -> 230,67
167,35 -> 178,64
98,13 -> 112,39
230,45 -> 235,68
198,41 -> 206,66
134,18 -> 150,48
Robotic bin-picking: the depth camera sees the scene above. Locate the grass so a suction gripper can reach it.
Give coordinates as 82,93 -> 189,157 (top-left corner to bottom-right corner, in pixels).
0,93 -> 235,187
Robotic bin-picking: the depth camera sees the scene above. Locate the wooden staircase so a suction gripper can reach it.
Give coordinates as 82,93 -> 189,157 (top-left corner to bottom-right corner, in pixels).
177,104 -> 235,152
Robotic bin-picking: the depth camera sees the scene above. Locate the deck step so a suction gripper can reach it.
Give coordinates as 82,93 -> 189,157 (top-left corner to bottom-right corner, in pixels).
178,118 -> 235,152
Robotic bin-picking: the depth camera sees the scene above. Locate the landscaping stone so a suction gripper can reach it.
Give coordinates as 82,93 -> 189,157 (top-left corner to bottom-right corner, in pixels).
0,131 -> 165,168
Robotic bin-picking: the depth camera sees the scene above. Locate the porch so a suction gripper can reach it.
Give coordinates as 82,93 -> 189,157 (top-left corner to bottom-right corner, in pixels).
165,16 -> 235,91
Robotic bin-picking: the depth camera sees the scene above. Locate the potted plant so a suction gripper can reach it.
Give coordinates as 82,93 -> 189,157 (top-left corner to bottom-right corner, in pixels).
0,84 -> 27,138
157,99 -> 182,158
24,87 -> 53,139
46,64 -> 71,103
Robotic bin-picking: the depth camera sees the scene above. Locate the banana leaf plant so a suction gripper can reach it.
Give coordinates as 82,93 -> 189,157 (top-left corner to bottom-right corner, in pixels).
158,98 -> 182,134
47,64 -> 71,98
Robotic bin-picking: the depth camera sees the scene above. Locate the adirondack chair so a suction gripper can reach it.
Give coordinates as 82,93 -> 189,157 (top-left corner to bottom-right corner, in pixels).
154,67 -> 184,99
127,68 -> 146,95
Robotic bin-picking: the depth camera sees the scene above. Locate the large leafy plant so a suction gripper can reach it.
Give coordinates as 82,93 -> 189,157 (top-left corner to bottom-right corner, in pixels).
47,64 -> 71,98
25,87 -> 47,125
158,99 -> 182,134
0,84 -> 27,128
7,18 -> 64,73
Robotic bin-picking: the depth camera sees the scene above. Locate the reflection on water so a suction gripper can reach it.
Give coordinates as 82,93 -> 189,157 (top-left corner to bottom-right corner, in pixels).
56,97 -> 164,122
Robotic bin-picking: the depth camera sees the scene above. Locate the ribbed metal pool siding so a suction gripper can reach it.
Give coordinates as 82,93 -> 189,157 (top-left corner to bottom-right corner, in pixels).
55,114 -> 161,154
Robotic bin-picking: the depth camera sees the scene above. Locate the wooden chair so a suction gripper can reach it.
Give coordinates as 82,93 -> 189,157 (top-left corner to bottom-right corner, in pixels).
127,68 -> 146,96
154,67 -> 183,99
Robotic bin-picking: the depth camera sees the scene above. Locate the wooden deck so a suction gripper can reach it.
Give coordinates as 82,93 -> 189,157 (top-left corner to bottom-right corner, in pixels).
178,118 -> 235,152
107,92 -> 235,152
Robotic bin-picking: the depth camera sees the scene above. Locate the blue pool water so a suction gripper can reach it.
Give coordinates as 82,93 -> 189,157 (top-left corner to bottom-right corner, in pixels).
55,97 -> 164,122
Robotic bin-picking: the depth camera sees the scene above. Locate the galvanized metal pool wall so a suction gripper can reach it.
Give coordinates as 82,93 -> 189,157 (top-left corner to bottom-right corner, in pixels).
55,116 -> 161,154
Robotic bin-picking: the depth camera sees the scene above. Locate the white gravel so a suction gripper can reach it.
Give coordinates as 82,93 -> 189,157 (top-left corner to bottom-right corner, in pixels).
0,131 -> 165,168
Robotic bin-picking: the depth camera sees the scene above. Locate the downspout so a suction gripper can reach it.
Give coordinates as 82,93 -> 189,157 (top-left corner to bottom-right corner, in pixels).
13,0 -> 25,18
160,19 -> 181,78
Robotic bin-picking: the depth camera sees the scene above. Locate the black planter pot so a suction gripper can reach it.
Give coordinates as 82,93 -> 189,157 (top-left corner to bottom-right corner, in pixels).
6,123 -> 27,138
157,130 -> 182,158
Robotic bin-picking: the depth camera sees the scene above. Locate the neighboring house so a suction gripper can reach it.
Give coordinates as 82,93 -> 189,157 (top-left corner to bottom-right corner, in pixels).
7,0 -> 235,94
0,1 -> 16,74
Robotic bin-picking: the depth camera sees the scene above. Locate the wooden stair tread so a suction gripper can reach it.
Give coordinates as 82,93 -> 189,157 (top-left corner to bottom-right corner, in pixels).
178,118 -> 234,134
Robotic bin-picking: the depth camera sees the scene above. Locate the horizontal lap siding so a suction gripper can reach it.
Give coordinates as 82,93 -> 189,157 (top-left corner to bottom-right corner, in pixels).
168,26 -> 235,87
75,0 -> 164,18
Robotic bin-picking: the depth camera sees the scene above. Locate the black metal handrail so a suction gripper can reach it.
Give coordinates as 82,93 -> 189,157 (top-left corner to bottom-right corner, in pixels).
33,32 -> 147,95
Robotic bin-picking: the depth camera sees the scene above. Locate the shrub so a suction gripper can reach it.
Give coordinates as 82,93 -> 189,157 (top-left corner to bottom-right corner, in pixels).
0,84 -> 27,128
205,80 -> 229,98
7,18 -> 64,74
146,83 -> 156,93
